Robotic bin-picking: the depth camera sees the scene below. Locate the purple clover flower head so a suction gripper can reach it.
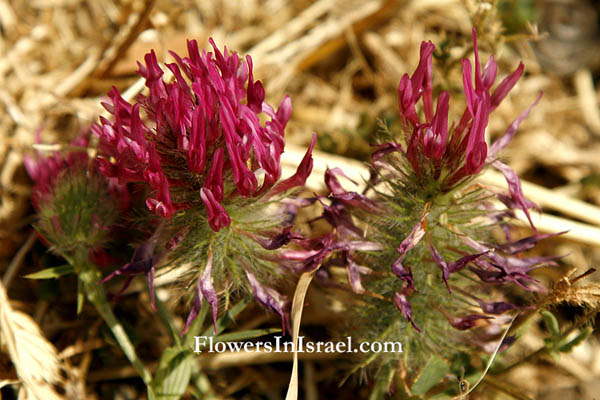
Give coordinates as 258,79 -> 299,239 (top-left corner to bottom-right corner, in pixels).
93,39 -> 315,232
391,28 -> 531,194
304,29 -> 562,381
25,132 -> 127,257
25,133 -> 91,210
91,39 -> 318,338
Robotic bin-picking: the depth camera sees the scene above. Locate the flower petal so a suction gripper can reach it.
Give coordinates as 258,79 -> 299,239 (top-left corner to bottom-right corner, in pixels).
245,269 -> 290,335
488,92 -> 542,159
268,132 -> 316,196
200,187 -> 231,232
394,291 -> 421,332
492,160 -> 537,231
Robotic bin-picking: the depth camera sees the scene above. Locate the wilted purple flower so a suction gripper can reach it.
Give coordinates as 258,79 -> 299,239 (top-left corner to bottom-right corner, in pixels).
438,310 -> 493,331
245,269 -> 290,334
394,289 -> 421,332
391,215 -> 427,290
100,233 -> 164,309
182,249 -> 219,335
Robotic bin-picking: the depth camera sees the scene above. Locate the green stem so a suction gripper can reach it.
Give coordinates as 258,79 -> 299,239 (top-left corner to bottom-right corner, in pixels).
153,289 -> 181,347
78,261 -> 155,398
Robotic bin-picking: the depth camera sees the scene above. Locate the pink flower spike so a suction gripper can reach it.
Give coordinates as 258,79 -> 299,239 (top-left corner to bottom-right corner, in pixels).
275,95 -> 292,128
397,74 -> 419,126
481,56 -> 498,90
411,41 -> 435,121
462,59 -> 476,117
200,187 -> 231,232
470,28 -> 497,92
219,100 -> 258,196
146,175 -> 174,218
471,28 -> 484,92
137,50 -> 167,105
188,107 -> 207,173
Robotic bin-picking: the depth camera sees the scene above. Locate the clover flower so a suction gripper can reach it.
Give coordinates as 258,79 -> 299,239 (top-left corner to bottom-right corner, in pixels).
303,30 -> 559,379
92,39 -> 316,334
93,39 -> 310,229
25,133 -> 125,259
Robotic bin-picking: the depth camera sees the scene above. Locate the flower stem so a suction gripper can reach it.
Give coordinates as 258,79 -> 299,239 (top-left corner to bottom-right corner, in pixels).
77,259 -> 155,398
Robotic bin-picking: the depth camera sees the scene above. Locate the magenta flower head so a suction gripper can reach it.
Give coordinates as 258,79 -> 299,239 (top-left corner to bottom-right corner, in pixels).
25,133 -> 125,260
395,29 -> 528,191
301,30 -> 557,388
93,39 -> 316,334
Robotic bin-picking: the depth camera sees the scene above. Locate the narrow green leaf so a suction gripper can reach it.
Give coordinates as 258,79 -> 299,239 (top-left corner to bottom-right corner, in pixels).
559,327 -> 594,353
541,310 -> 560,338
76,278 -> 85,315
411,355 -> 450,396
183,297 -> 252,351
153,348 -> 194,400
24,264 -> 74,279
369,365 -> 395,400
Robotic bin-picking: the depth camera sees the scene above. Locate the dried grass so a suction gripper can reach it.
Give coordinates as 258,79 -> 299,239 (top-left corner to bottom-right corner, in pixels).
0,279 -> 62,399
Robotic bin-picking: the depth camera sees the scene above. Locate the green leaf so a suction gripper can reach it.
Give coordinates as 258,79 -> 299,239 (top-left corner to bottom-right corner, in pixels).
411,355 -> 450,396
541,310 -> 560,338
76,278 -> 85,315
24,264 -> 74,279
152,347 -> 194,400
369,365 -> 394,400
559,327 -> 594,353
183,297 -> 251,350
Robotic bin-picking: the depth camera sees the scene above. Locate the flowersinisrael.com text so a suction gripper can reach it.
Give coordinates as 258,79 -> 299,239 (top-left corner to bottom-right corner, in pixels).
193,336 -> 403,354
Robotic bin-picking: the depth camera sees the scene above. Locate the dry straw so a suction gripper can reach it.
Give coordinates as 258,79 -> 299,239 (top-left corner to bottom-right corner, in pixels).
0,279 -> 62,400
